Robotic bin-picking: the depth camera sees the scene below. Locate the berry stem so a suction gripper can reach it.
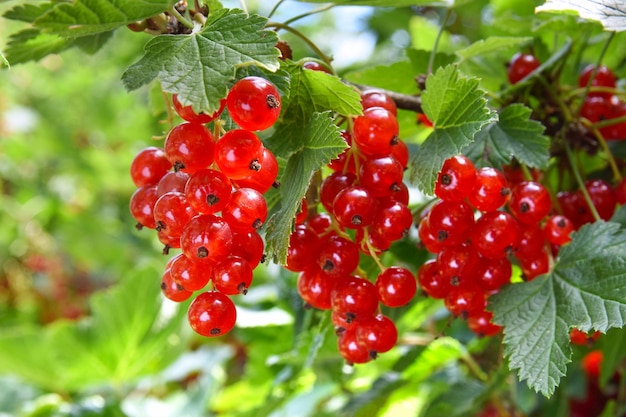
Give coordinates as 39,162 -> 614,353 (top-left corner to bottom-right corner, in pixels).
564,141 -> 602,222
580,118 -> 622,182
575,31 -> 615,115
168,6 -> 195,30
267,0 -> 286,19
282,4 -> 335,27
266,22 -> 333,67
428,8 -> 452,76
362,229 -> 385,272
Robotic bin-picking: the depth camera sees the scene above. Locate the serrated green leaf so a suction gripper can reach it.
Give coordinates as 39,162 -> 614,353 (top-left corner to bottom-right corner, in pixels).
409,64 -> 496,194
0,266 -> 187,391
3,3 -> 57,22
490,221 -> 626,397
265,62 -> 360,159
34,0 -> 177,37
74,30 -> 113,54
464,104 -> 550,169
456,36 -> 533,61
122,9 -> 280,115
264,112 -> 345,263
3,28 -> 74,66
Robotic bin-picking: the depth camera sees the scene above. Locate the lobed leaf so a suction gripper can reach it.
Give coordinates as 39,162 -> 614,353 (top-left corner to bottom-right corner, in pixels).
34,0 -> 178,37
409,64 -> 496,194
464,103 -> 550,169
264,112 -> 346,264
3,28 -> 75,66
490,221 -> 626,397
122,9 -> 280,115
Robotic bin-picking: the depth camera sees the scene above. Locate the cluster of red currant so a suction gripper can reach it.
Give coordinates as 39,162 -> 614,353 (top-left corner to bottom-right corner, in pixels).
508,53 -> 626,140
286,90 -> 416,364
418,154 -> 626,337
129,76 -> 281,337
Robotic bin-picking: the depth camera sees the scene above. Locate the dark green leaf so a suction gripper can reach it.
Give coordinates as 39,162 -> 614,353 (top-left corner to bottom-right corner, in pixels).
264,112 -> 346,263
464,104 -> 550,169
74,31 -> 114,54
409,64 -> 496,194
122,9 -> 280,115
490,221 -> 626,397
34,0 -> 177,37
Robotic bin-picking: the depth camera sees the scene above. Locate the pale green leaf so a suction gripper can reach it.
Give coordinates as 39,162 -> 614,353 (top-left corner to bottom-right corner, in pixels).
490,221 -> 626,397
343,60 -> 420,94
3,28 -> 74,66
409,64 -> 496,194
0,266 -> 187,391
3,3 -> 57,22
122,9 -> 280,115
34,0 -> 177,37
264,112 -> 345,264
464,104 -> 550,169
598,328 -> 626,387
297,0 -> 449,7
456,36 -> 533,61
536,0 -> 626,32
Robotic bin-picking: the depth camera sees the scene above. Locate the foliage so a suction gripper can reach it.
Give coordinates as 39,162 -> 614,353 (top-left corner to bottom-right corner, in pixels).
1,0 -> 626,416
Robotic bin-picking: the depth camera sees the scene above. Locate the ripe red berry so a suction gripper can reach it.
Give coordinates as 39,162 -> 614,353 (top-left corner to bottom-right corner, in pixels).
130,147 -> 172,187
578,65 -> 616,98
180,214 -> 233,265
172,94 -> 225,124
507,181 -> 552,224
507,53 -> 540,84
226,76 -> 281,131
352,107 -> 399,157
471,211 -> 520,259
188,291 -> 237,337
164,122 -> 215,174
185,169 -> 232,215
297,266 -> 334,310
543,214 -> 575,246
361,90 -> 397,116
435,155 -> 477,202
129,185 -> 159,229
356,314 -> 398,356
331,275 -> 379,323
212,256 -> 254,295
375,267 -> 417,307
332,186 -> 377,229
222,187 -> 268,232
468,167 -> 510,212
214,129 -> 265,180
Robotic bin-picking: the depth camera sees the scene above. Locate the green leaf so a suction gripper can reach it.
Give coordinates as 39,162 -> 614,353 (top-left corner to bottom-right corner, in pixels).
297,0 -> 449,7
264,112 -> 345,263
3,28 -> 75,66
122,9 -> 280,115
409,64 -> 496,194
3,3 -> 57,22
456,36 -> 533,61
74,30 -> 114,54
343,60 -> 420,94
490,221 -> 626,397
34,0 -> 177,37
0,266 -> 187,391
536,0 -> 626,32
597,328 -> 626,387
464,104 -> 550,169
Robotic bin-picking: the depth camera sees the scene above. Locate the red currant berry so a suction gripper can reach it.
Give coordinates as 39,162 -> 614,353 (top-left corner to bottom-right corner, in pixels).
319,171 -> 357,213
579,65 -> 616,98
435,155 -> 477,202
230,230 -> 264,268
157,170 -> 190,196
444,285 -> 485,318
170,253 -> 210,292
358,156 -> 404,197
153,192 -> 196,238
417,259 -> 450,299
467,309 -> 502,337
129,185 -> 159,229
185,169 -> 232,215
164,122 -> 215,174
356,314 -> 398,356
337,327 -> 372,365
508,181 -> 552,225
297,266 -> 334,310
161,268 -> 193,302
468,167 -> 510,212
331,275 -> 379,323
222,187 -> 268,232
361,90 -> 397,116
172,94 -> 225,124
352,107 -> 400,157
130,147 -> 172,187
212,256 -> 253,295
471,211 -> 520,259
188,291 -> 237,337
231,147 -> 279,193
507,53 -> 540,84
375,267 -> 417,307
317,235 -> 360,278
303,61 -> 331,73
214,129 -> 264,180
332,186 -> 377,229
286,224 -> 321,272
180,214 -> 233,265
543,214 -> 574,246
226,76 -> 281,131
427,200 -> 475,247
